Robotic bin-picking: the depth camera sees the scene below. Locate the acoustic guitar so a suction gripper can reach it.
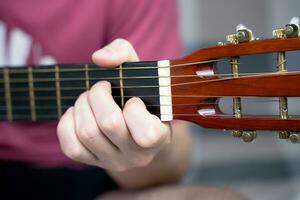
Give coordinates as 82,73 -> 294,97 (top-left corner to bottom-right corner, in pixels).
1,23 -> 300,143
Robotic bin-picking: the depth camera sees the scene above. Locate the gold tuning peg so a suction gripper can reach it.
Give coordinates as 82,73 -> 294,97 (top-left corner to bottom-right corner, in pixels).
241,131 -> 257,143
226,25 -> 254,44
289,133 -> 300,144
231,130 -> 243,138
273,24 -> 299,39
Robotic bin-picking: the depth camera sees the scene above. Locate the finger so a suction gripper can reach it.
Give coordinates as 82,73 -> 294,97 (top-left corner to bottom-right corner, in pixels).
88,81 -> 134,150
57,107 -> 99,166
74,92 -> 120,162
123,97 -> 171,148
92,38 -> 139,67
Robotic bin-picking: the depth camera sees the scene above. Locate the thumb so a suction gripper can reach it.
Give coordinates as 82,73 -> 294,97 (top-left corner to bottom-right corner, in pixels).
92,38 -> 139,68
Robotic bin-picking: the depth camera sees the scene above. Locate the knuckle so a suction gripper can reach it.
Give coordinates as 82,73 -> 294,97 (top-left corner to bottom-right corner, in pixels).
139,125 -> 160,148
100,114 -> 122,134
63,146 -> 82,161
57,111 -> 72,137
123,100 -> 140,118
89,84 -> 100,98
77,126 -> 99,141
105,161 -> 128,172
56,119 -> 66,137
131,155 -> 153,168
75,92 -> 87,106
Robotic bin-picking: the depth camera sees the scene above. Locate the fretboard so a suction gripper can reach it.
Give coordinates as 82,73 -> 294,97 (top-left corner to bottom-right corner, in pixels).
0,61 -> 172,122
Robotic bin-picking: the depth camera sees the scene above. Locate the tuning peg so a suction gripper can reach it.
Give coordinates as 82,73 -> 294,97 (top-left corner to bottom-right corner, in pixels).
289,16 -> 299,26
273,17 -> 300,38
226,24 -> 255,44
231,130 -> 243,138
289,133 -> 300,144
241,131 -> 257,143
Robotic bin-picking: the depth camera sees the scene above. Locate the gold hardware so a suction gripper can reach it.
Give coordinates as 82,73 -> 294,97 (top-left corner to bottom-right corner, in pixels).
289,133 -> 300,144
274,25 -> 291,139
3,68 -> 13,121
242,131 -> 257,143
226,27 -> 254,139
232,130 -> 243,138
84,64 -> 90,90
226,29 -> 254,44
230,57 -> 243,138
119,64 -> 124,108
273,24 -> 299,39
55,65 -> 62,118
28,67 -> 36,121
217,41 -> 225,46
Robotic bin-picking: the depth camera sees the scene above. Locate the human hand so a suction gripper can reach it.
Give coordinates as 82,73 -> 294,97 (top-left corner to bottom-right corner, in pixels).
57,39 -> 171,172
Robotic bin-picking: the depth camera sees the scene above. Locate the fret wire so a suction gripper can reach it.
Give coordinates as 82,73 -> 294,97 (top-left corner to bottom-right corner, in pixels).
55,65 -> 62,118
28,67 -> 36,121
119,64 -> 124,108
85,64 -> 90,90
3,68 -> 13,121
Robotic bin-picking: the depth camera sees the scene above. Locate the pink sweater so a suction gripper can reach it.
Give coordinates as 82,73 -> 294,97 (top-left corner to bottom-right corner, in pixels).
0,0 -> 182,168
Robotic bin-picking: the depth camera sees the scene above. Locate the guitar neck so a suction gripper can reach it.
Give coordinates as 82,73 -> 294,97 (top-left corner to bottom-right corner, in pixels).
0,61 -> 172,122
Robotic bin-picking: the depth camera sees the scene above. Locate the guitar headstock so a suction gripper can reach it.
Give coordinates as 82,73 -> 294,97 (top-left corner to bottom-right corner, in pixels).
170,20 -> 300,143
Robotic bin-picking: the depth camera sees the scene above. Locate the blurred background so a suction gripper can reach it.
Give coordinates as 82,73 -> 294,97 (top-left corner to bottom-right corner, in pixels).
176,0 -> 300,200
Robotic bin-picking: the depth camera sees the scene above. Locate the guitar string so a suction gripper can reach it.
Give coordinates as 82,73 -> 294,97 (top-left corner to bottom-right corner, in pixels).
0,70 -> 298,92
2,114 -> 300,121
0,96 -> 283,101
0,59 -> 219,74
0,97 -> 289,115
0,99 -> 283,111
0,71 -> 296,84
0,114 -> 237,119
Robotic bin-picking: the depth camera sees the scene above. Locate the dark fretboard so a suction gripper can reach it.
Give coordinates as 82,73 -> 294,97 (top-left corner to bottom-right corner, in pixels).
0,62 -> 161,122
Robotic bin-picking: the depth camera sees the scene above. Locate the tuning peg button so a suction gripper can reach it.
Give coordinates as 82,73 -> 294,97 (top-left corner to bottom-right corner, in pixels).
242,131 -> 257,143
289,133 -> 300,144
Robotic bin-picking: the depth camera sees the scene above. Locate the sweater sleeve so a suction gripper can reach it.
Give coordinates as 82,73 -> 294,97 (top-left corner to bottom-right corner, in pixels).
106,0 -> 183,61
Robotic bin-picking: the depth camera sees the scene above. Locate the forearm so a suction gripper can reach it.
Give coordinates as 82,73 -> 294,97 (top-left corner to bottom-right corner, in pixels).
107,122 -> 192,189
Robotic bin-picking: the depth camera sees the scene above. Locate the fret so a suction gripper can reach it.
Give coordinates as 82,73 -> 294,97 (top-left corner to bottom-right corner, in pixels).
33,65 -> 58,121
88,64 -> 121,106
122,62 -> 160,115
55,65 -> 62,118
28,67 -> 36,121
10,67 -> 31,121
3,68 -> 13,121
60,64 -> 88,113
119,64 -> 125,108
84,64 -> 90,90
